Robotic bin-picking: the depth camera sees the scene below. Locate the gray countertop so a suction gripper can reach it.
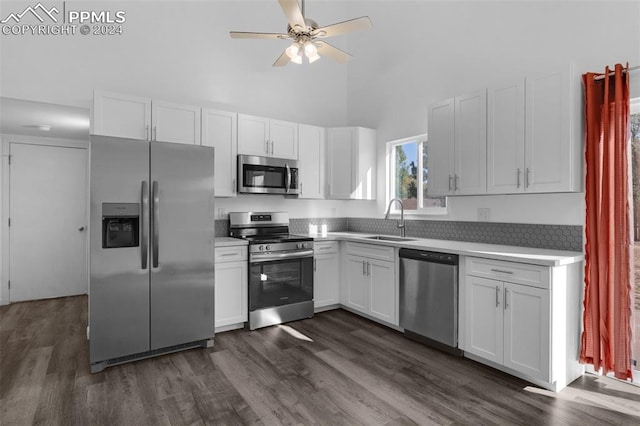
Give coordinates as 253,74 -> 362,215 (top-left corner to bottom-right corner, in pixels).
215,237 -> 248,247
306,232 -> 583,267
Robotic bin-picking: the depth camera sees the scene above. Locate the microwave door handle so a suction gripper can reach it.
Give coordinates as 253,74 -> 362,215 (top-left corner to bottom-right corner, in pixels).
285,163 -> 291,193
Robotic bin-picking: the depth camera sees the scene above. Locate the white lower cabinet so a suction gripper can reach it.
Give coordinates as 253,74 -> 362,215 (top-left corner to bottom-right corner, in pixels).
462,256 -> 582,391
313,242 -> 340,310
342,242 -> 397,326
214,245 -> 248,330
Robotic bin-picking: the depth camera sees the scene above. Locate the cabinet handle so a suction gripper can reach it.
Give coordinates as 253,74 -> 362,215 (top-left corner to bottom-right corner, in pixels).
220,253 -> 236,257
367,262 -> 371,276
153,126 -> 157,141
232,178 -> 236,192
526,168 -> 531,188
271,141 -> 274,155
300,182 -> 303,196
313,258 -> 317,272
495,286 -> 500,307
516,168 -> 521,188
448,175 -> 453,191
490,268 -> 514,274
265,140 -> 269,154
455,174 -> 459,191
504,288 -> 509,309
145,125 -> 149,141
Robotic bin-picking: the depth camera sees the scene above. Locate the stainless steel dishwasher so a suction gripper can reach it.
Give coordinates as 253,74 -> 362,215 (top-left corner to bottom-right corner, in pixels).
399,248 -> 460,354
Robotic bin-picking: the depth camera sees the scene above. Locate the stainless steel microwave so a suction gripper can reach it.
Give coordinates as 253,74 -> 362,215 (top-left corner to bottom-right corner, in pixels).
237,155 -> 300,195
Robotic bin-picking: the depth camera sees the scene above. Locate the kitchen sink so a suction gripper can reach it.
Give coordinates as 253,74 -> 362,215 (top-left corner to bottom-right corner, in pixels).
364,235 -> 416,242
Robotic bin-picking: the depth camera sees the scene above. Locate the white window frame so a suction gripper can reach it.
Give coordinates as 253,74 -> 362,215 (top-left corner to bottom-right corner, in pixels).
386,134 -> 447,215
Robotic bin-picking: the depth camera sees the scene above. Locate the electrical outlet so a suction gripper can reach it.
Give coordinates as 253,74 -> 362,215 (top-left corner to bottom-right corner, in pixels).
477,208 -> 491,221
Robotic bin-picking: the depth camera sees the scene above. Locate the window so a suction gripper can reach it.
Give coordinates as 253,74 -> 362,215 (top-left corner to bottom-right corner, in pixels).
386,135 -> 446,214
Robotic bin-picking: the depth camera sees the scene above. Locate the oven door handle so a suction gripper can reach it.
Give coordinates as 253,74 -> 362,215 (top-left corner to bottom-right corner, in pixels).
284,163 -> 291,193
251,249 -> 314,262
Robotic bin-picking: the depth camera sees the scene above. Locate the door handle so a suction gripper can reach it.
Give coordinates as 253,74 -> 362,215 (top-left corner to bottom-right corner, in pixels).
152,180 -> 159,268
141,181 -> 149,270
285,163 -> 291,193
495,286 -> 500,307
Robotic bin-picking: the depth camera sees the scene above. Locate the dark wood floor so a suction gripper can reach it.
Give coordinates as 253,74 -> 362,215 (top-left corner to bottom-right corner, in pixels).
1,296 -> 639,425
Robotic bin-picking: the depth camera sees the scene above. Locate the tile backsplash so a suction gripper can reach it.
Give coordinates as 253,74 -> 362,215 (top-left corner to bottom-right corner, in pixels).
215,217 -> 583,252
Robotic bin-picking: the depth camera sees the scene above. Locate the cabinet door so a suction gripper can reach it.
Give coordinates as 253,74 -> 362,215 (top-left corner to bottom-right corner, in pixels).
92,90 -> 151,140
426,99 -> 455,196
368,259 -> 396,325
327,128 -> 355,199
487,83 -> 525,194
503,282 -> 551,381
465,276 -> 503,364
525,69 -> 573,192
344,255 -> 368,313
354,127 -> 377,200
454,91 -> 487,195
314,253 -> 340,308
238,114 -> 270,157
270,119 -> 298,160
214,261 -> 248,328
298,124 -> 325,199
152,101 -> 201,145
202,109 -> 237,197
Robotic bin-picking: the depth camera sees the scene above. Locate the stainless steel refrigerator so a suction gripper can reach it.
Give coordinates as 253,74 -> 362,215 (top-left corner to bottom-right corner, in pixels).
89,135 -> 215,373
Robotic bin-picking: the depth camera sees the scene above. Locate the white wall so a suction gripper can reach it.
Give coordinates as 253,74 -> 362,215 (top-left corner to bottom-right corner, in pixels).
344,0 -> 640,225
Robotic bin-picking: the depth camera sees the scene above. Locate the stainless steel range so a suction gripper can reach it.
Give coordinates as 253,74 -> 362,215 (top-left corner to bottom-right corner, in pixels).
229,212 -> 314,330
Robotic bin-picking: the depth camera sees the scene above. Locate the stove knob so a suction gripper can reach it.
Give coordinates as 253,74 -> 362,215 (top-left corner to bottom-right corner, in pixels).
266,245 -> 272,251
258,245 -> 264,251
297,243 -> 303,249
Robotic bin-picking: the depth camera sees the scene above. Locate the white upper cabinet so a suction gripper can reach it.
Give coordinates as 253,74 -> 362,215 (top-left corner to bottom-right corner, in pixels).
487,67 -> 579,194
427,91 -> 486,196
92,90 -> 151,140
298,124 -> 325,199
151,101 -> 201,145
525,68 -> 577,192
487,82 -> 526,194
237,114 -> 298,160
202,109 -> 237,197
327,127 -> 376,200
92,90 -> 200,144
455,90 -> 487,195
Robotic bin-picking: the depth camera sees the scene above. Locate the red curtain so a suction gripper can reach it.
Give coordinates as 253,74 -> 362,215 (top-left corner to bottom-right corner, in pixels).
580,63 -> 633,380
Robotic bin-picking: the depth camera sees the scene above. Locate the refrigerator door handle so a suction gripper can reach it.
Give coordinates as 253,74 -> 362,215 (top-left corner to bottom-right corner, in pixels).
141,181 -> 149,270
152,180 -> 159,268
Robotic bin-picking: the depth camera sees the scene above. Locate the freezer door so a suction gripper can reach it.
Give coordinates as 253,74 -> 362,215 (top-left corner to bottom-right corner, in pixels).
149,141 -> 215,350
89,136 -> 151,363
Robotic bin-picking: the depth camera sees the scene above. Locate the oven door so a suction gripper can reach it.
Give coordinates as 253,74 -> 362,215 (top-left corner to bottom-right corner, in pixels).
249,253 -> 313,311
237,155 -> 298,194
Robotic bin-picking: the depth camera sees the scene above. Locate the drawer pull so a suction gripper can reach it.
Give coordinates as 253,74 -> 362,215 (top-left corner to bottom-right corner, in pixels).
490,268 -> 514,274
219,253 -> 238,257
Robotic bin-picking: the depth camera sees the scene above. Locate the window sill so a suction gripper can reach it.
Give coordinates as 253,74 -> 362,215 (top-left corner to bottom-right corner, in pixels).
388,207 -> 448,217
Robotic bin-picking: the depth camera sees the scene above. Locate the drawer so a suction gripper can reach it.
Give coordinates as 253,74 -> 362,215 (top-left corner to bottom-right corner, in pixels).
465,257 -> 550,289
314,241 -> 338,254
344,241 -> 395,262
215,246 -> 247,263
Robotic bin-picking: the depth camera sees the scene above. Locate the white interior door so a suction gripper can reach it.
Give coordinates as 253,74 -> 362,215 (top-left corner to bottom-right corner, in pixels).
9,142 -> 88,302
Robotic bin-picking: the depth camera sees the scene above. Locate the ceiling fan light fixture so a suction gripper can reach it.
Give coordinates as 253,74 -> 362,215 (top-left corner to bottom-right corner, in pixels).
303,41 -> 318,58
291,52 -> 303,64
285,42 -> 302,59
307,53 -> 320,63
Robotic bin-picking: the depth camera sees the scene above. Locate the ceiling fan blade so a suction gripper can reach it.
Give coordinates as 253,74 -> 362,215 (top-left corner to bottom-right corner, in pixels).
316,41 -> 352,64
278,0 -> 306,31
313,16 -> 372,38
273,50 -> 291,67
230,31 -> 289,40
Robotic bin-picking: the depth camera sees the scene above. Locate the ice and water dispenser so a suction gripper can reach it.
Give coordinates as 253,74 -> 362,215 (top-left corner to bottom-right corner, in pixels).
102,203 -> 139,249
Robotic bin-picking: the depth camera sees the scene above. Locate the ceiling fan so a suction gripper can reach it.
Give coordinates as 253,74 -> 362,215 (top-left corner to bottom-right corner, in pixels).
230,0 -> 372,67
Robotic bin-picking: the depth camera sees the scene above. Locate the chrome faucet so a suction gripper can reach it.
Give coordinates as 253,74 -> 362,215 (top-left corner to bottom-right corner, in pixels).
384,198 -> 405,237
